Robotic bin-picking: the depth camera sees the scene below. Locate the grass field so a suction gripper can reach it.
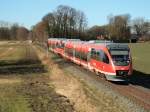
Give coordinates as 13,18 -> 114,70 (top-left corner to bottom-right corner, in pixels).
129,43 -> 150,74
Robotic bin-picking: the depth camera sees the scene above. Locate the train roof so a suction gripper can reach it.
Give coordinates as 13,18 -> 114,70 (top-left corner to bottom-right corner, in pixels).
88,40 -> 113,44
66,39 -> 81,41
106,43 -> 129,50
48,38 -> 81,43
89,41 -> 129,50
48,38 -> 129,50
48,38 -> 66,40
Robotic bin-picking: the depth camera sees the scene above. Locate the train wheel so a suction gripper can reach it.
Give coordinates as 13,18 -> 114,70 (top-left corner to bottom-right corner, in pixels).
95,71 -> 99,76
98,72 -> 106,80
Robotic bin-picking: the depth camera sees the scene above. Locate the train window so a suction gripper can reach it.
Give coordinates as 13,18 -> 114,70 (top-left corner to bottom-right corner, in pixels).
99,50 -> 109,64
91,49 -> 109,64
80,51 -> 88,61
96,51 -> 102,61
102,53 -> 109,64
75,50 -> 81,59
91,49 -> 101,61
91,48 -> 96,59
65,48 -> 73,56
61,43 -> 65,48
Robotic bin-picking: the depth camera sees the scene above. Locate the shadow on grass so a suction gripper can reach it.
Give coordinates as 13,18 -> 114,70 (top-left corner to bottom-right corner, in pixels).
129,70 -> 150,89
0,59 -> 47,75
111,81 -> 129,85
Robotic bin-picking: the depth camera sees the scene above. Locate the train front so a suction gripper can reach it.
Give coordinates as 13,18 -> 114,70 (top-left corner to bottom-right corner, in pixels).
106,44 -> 132,81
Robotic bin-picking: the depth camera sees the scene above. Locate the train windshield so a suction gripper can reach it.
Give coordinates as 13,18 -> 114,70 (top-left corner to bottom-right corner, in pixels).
110,50 -> 130,66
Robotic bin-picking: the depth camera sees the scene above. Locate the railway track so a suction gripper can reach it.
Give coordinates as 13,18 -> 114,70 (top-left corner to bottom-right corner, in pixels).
107,80 -> 150,110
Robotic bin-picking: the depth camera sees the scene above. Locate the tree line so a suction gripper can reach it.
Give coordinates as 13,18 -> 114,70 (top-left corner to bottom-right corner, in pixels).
30,5 -> 87,43
0,5 -> 150,42
86,15 -> 150,42
31,5 -> 150,43
0,21 -> 29,40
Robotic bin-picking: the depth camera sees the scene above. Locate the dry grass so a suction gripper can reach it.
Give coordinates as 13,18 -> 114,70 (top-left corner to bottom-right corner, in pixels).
0,78 -> 21,84
34,45 -> 97,112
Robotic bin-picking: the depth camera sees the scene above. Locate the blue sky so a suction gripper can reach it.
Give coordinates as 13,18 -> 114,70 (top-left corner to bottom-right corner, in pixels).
0,0 -> 150,29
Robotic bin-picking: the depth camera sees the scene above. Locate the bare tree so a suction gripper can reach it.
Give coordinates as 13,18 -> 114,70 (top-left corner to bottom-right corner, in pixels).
75,11 -> 87,39
42,13 -> 56,37
107,14 -> 131,42
41,5 -> 87,40
16,27 -> 29,40
132,18 -> 150,36
10,23 -> 19,40
86,25 -> 108,40
0,21 -> 10,40
32,21 -> 47,42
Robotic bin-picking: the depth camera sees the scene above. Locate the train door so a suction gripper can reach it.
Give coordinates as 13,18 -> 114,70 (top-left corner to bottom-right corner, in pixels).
90,48 -> 103,72
80,48 -> 88,68
89,48 -> 110,74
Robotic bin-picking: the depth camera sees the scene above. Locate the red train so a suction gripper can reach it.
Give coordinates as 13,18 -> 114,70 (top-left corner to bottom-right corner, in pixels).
47,38 -> 132,81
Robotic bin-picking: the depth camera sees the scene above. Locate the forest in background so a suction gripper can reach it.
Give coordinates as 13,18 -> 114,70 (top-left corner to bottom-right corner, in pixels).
0,5 -> 150,42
